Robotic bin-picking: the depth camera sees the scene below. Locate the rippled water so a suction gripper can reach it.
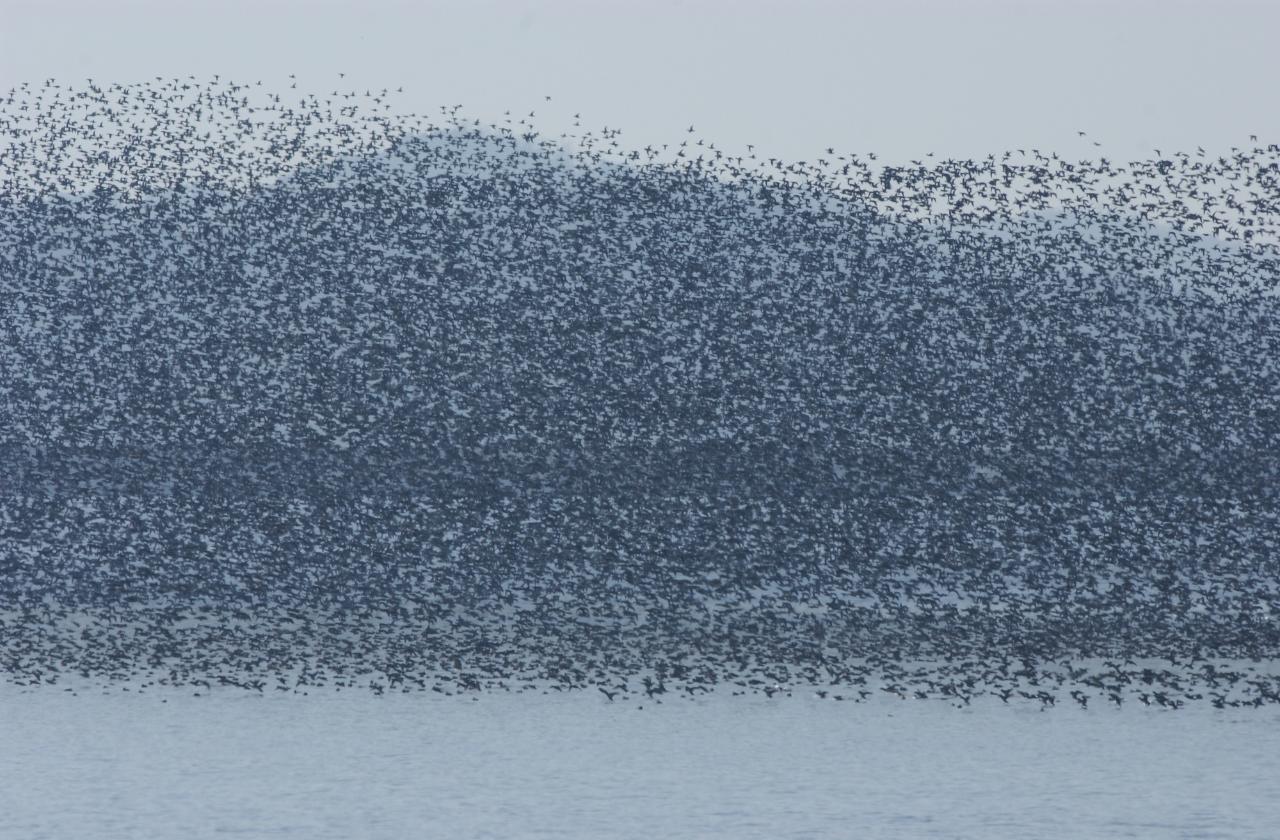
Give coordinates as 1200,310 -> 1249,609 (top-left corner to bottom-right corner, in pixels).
3,686 -> 1278,839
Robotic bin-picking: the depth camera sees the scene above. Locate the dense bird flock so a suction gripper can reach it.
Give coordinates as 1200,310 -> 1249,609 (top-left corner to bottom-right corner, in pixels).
2,77 -> 1279,709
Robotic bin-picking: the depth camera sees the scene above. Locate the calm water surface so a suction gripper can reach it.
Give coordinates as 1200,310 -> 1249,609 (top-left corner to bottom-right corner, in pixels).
2,685 -> 1277,839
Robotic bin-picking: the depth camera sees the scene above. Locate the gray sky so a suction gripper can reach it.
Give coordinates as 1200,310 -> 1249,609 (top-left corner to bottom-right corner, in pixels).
2,0 -> 1277,166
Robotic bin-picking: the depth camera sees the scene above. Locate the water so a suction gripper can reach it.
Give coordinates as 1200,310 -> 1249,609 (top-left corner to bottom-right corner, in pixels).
3,685 -> 1278,839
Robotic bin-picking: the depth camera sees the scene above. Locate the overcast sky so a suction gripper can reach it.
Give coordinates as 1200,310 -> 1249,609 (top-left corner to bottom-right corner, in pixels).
2,0 -> 1277,166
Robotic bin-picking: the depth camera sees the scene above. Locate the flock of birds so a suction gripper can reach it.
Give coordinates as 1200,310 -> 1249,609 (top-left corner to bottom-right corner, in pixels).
1,76 -> 1278,708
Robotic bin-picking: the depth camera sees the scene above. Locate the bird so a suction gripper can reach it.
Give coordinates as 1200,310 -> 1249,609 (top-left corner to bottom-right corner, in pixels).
0,75 -> 1273,717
